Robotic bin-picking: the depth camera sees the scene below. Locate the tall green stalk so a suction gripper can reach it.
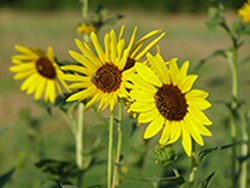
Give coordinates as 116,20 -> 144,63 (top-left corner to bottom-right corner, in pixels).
107,111 -> 114,188
76,103 -> 84,169
227,47 -> 248,188
239,114 -> 248,188
112,102 -> 123,188
227,48 -> 238,188
60,102 -> 85,187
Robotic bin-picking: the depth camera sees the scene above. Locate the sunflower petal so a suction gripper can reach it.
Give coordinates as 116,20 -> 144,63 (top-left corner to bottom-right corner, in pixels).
144,115 -> 164,139
138,108 -> 160,124
184,117 -> 204,146
180,123 -> 192,157
135,32 -> 166,60
147,53 -> 170,84
165,121 -> 181,145
66,85 -> 96,102
135,63 -> 162,87
181,75 -> 198,93
188,107 -> 213,126
168,58 -> 179,85
90,32 -> 106,60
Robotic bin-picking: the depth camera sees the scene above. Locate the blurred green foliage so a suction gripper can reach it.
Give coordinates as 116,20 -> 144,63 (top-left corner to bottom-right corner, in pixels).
0,0 -> 246,12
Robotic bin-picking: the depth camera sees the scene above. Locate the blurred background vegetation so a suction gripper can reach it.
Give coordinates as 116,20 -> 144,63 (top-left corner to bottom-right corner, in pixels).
0,0 -> 246,12
1,0 -> 250,187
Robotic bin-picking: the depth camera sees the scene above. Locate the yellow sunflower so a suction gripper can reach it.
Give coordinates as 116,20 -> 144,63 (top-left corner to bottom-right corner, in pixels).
63,28 -> 131,111
63,26 -> 164,112
238,0 -> 250,23
10,45 -> 71,103
129,53 -> 213,156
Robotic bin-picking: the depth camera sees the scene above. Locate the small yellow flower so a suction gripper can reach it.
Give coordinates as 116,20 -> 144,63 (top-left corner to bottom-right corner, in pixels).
77,23 -> 96,35
129,53 -> 213,156
238,0 -> 250,23
10,45 -> 71,103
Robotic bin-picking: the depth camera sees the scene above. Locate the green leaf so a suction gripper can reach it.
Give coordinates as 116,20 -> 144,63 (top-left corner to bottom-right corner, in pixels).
35,159 -> 78,182
0,168 -> 15,188
242,24 -> 250,35
60,184 -> 78,188
198,142 -> 243,163
194,49 -> 226,72
207,7 -> 218,19
241,55 -> 250,64
205,19 -> 218,33
200,171 -> 217,188
124,175 -> 185,185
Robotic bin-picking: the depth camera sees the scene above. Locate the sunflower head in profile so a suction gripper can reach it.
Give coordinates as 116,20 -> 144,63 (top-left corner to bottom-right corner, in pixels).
129,53 -> 213,156
10,45 -> 71,103
238,0 -> 250,23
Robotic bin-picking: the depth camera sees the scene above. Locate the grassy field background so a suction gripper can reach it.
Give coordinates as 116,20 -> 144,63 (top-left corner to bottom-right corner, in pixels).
0,8 -> 250,187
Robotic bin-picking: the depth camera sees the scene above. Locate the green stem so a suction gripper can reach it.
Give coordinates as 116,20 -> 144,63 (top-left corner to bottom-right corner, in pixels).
230,117 -> 237,188
227,48 -> 238,188
239,114 -> 248,188
107,111 -> 114,188
170,162 -> 180,177
81,0 -> 88,20
76,102 -> 84,169
112,102 -> 123,188
60,110 -> 77,136
171,161 -> 185,188
227,48 -> 239,99
188,141 -> 197,188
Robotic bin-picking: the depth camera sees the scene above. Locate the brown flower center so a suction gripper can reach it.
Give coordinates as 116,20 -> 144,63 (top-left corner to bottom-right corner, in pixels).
154,84 -> 188,121
91,63 -> 122,93
35,57 -> 56,79
122,58 -> 136,71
